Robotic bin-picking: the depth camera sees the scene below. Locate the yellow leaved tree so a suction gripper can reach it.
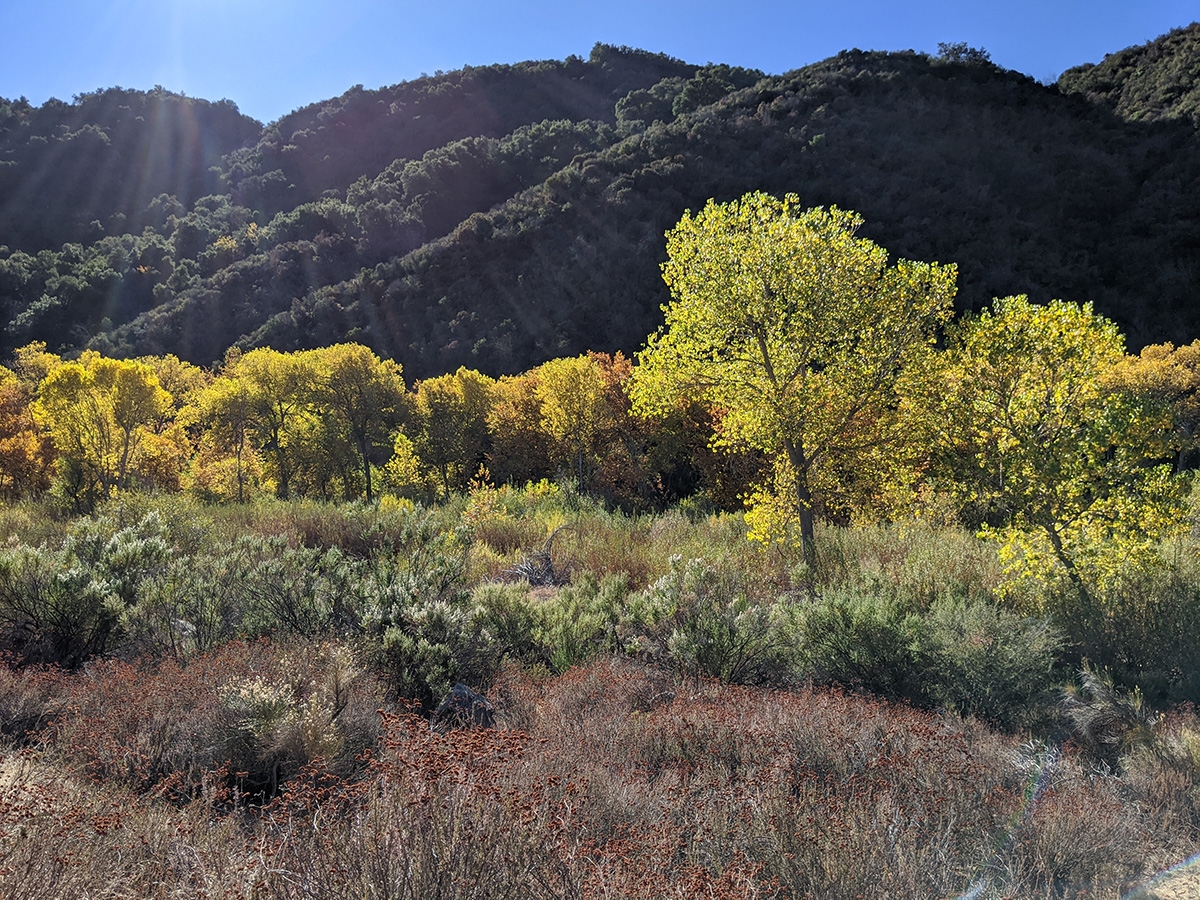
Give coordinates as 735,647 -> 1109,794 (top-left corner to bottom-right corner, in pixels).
33,352 -> 171,509
933,296 -> 1186,600
628,192 -> 956,563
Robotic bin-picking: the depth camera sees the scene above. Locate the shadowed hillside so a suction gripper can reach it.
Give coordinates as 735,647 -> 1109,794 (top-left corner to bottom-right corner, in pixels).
0,88 -> 261,251
3,33 -> 1200,375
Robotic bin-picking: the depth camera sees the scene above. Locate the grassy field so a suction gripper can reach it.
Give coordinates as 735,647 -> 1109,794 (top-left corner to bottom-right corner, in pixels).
1,488 -> 1199,897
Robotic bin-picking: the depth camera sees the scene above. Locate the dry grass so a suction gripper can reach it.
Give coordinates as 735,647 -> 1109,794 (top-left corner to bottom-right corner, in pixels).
3,650 -> 1197,898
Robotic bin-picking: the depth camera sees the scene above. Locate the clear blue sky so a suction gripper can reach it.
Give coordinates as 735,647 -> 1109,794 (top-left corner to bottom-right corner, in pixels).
1,0 -> 1196,124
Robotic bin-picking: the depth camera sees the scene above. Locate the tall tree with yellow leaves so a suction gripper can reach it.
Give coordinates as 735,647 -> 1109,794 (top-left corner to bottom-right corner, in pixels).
629,192 -> 956,561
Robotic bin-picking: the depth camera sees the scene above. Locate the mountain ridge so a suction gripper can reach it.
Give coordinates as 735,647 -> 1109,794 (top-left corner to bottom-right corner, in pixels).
1,33 -> 1199,377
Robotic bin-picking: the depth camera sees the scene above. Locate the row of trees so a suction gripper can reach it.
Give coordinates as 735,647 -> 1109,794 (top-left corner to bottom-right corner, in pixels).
2,192 -> 1198,603
0,340 -> 741,515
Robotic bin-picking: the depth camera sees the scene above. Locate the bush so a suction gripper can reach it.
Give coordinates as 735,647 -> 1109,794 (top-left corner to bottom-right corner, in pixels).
796,585 -> 934,701
1061,664 -> 1159,770
40,639 -> 384,801
237,539 -> 364,638
1046,557 -> 1200,706
0,544 -> 119,667
217,641 -> 381,797
471,581 -> 545,668
63,510 -> 172,606
925,596 -> 1062,730
630,556 -> 797,684
533,572 -> 630,672
359,521 -> 491,709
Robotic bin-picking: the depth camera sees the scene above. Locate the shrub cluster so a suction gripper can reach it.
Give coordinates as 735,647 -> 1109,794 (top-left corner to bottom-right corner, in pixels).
0,490 -> 1199,896
5,490 -> 1200,728
3,657 -> 1198,898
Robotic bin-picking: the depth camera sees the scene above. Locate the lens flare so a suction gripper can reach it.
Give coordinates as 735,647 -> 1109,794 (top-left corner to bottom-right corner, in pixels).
953,742 -> 1058,900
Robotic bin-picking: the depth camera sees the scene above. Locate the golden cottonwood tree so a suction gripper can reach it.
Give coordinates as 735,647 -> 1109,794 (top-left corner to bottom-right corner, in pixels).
11,342 -> 62,394
629,192 -> 956,560
486,371 -> 554,487
308,344 -> 407,502
227,347 -> 315,499
411,367 -> 495,499
184,370 -> 260,502
534,354 -> 609,491
935,296 -> 1184,596
1103,340 -> 1200,472
0,366 -> 54,498
33,352 -> 171,505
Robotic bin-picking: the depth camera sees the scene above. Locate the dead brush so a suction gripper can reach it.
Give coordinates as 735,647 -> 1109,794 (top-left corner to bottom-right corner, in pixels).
40,638 -> 384,801
244,712 -> 576,900
0,750 -> 249,899
1,655 -> 1192,899
504,524 -> 575,586
1062,664 -> 1159,769
0,661 -> 63,747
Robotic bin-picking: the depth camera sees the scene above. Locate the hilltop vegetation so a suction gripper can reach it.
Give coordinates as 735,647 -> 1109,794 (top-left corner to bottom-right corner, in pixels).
1,31 -> 1200,375
1059,21 -> 1200,123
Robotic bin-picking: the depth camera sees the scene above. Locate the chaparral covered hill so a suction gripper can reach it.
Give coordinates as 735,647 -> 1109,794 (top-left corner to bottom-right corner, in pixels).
2,31 -> 1200,377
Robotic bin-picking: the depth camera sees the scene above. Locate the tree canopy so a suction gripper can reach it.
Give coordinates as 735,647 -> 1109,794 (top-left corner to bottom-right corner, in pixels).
933,296 -> 1186,597
629,192 -> 957,560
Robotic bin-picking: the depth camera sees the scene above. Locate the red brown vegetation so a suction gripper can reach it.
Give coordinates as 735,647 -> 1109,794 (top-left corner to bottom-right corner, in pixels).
1,648 -> 1197,898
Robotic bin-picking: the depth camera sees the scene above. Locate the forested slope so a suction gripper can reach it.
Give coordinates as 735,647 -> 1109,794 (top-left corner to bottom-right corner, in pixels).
0,88 -> 260,251
1058,21 -> 1200,123
3,33 -> 1200,376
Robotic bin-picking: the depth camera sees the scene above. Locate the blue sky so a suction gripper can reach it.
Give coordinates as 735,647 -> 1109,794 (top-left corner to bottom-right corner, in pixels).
1,0 -> 1196,124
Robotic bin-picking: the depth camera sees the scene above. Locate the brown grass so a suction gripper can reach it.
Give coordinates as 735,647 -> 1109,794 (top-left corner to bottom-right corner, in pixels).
2,650 -> 1198,898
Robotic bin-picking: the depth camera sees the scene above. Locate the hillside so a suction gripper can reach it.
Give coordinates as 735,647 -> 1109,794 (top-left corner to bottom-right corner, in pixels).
2,34 -> 1200,375
224,45 -> 699,217
1058,22 -> 1200,123
0,88 -> 262,252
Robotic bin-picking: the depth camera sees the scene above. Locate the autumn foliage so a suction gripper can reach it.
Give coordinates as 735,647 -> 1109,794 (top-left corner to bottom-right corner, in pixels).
4,194 -> 1200,897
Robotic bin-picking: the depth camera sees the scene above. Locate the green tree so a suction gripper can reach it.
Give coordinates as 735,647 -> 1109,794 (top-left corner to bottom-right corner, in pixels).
629,192 -> 956,561
535,354 -> 608,491
33,352 -> 172,505
309,344 -> 407,502
411,367 -> 494,499
934,296 -> 1184,597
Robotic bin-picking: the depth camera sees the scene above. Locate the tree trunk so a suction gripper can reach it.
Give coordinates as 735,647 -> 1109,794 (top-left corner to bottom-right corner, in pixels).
1045,524 -> 1092,607
117,428 -> 133,493
783,438 -> 817,567
235,438 -> 245,503
360,435 -> 374,502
